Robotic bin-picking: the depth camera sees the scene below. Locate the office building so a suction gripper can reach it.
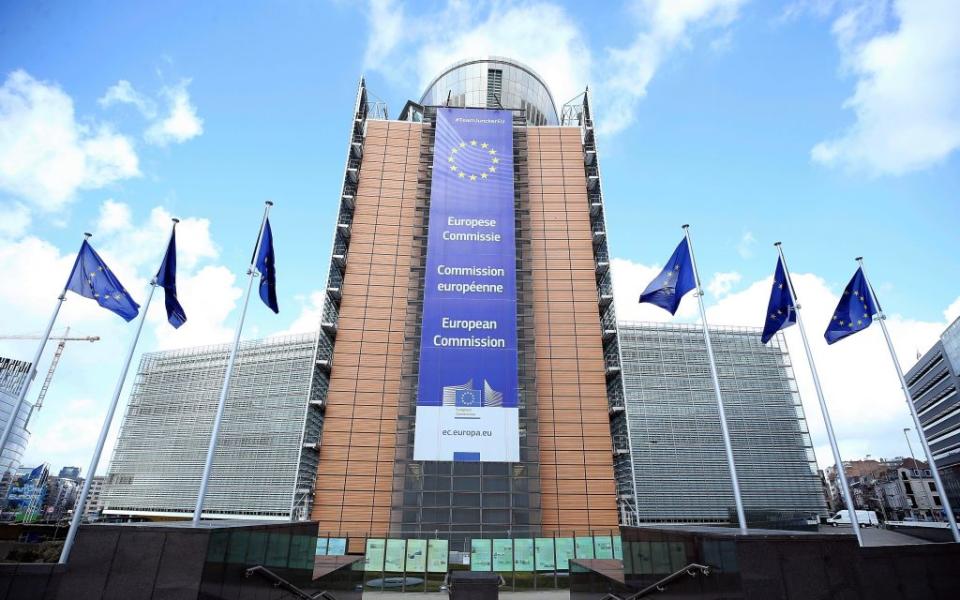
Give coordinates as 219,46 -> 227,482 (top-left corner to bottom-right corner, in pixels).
44,475 -> 80,521
101,333 -> 324,520
617,322 -> 826,523
4,465 -> 48,522
0,356 -> 33,497
310,56 -> 627,538
905,316 -> 960,515
82,476 -> 106,521
58,466 -> 81,480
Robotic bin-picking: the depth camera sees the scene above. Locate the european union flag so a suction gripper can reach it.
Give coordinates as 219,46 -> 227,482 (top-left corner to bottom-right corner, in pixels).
639,238 -> 696,315
455,388 -> 481,407
825,267 -> 877,344
255,218 -> 279,313
155,228 -> 187,328
761,257 -> 796,343
65,241 -> 140,321
27,465 -> 44,481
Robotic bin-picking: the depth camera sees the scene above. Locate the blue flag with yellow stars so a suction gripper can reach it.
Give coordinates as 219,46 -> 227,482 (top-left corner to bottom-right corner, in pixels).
824,267 -> 877,345
761,257 -> 796,344
639,238 -> 696,315
155,229 -> 187,328
65,240 -> 140,321
255,218 -> 279,313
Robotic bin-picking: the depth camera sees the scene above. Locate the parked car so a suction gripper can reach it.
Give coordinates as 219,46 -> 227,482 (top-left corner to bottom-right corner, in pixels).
826,510 -> 879,527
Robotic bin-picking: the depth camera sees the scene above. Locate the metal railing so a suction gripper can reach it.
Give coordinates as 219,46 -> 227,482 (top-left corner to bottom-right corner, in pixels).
245,565 -> 339,600
600,563 -> 713,599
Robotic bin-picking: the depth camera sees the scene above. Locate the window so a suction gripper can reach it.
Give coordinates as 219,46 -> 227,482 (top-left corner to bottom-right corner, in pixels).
929,482 -> 937,492
487,69 -> 503,108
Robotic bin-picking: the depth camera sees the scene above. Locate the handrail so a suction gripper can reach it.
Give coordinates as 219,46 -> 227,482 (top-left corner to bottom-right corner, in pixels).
636,563 -> 713,597
598,563 -> 714,600
245,565 -> 337,600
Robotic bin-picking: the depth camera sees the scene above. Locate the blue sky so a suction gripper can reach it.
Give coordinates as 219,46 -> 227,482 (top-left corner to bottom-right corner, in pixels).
1,0 -> 958,474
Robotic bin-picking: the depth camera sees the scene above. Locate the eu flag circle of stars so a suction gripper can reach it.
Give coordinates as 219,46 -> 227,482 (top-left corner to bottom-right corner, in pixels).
448,139 -> 500,182
833,289 -> 871,329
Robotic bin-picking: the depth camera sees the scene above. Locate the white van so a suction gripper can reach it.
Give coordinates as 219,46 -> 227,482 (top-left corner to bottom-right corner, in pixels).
826,510 -> 879,527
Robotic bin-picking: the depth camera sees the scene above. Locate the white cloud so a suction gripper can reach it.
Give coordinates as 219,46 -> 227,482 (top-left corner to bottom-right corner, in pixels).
611,257 -> 699,322
362,0 -> 592,114
363,0 -> 406,72
598,0 -> 749,134
812,0 -> 960,174
86,200 -> 236,348
278,291 -> 326,337
144,79 -> 203,146
0,202 -> 31,239
945,296 -> 960,324
0,202 -> 241,473
96,203 -> 218,272
361,1 -> 747,136
736,231 -> 756,258
96,199 -> 133,234
610,261 -> 958,467
150,265 -> 241,350
0,70 -> 140,211
98,79 -> 157,118
707,271 -> 742,297
24,397 -> 104,471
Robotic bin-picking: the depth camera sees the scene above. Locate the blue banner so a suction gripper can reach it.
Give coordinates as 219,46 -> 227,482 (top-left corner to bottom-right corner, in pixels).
414,107 -> 519,462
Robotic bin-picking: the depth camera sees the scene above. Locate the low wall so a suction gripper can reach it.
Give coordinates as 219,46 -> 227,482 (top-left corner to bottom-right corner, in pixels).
570,525 -> 960,600
0,520 -> 362,600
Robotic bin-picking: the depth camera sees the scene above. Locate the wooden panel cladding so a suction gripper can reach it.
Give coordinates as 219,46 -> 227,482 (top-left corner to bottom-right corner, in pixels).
528,127 -> 619,531
311,121 -> 422,534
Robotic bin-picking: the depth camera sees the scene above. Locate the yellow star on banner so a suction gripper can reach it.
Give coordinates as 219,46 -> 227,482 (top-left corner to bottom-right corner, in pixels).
448,140 -> 499,182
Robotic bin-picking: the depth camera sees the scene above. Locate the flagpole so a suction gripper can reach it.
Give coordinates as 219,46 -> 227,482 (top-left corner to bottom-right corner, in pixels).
59,220 -> 179,564
193,201 -> 272,526
775,243 -> 864,545
856,257 -> 960,543
0,232 -> 86,466
682,225 -> 748,533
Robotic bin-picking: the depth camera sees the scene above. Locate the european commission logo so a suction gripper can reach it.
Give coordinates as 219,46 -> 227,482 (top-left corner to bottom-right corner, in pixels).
446,139 -> 501,183
442,379 -> 503,415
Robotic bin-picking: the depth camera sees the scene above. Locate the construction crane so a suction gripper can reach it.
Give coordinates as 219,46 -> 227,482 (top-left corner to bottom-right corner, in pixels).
0,328 -> 100,422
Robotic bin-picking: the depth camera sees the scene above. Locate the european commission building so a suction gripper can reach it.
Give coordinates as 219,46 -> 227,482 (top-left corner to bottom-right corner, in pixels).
101,58 -> 824,556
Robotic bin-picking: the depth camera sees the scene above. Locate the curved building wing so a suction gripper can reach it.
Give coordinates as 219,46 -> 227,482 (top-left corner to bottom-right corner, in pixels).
420,57 -> 559,126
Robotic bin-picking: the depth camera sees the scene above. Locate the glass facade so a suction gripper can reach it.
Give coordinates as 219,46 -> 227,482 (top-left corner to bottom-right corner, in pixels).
0,356 -> 33,498
101,333 -> 324,520
420,57 -> 559,126
942,317 -> 960,375
906,333 -> 960,514
617,322 -> 826,523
